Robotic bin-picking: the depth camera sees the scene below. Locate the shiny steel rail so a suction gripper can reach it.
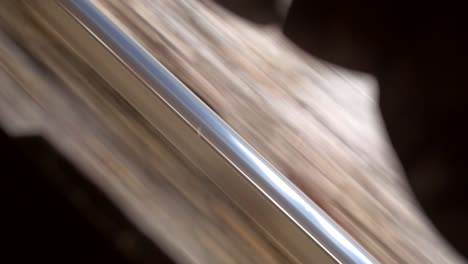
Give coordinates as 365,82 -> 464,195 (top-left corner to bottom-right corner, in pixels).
36,0 -> 377,263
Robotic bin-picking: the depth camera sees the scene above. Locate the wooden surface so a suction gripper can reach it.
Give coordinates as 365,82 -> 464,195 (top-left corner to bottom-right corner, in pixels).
0,0 -> 463,263
90,0 -> 463,263
0,2 -> 293,263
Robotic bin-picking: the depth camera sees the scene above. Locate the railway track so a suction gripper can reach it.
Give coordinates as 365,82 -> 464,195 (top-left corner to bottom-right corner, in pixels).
0,0 -> 377,263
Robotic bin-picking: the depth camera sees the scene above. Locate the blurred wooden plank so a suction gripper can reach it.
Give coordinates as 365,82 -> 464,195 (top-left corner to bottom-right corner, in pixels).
0,2 -> 294,263
87,0 -> 463,263
27,1 -> 340,262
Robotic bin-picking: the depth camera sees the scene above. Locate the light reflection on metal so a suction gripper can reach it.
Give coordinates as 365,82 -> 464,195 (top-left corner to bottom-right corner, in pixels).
59,0 -> 377,263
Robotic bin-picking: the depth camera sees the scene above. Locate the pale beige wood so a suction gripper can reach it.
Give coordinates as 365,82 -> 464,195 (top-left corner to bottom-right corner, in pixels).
0,0 -> 464,263
0,2 -> 294,263
87,0 -> 463,263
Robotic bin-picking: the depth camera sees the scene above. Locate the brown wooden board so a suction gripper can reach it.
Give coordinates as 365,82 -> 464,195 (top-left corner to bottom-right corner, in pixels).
0,0 -> 463,263
0,1 -> 294,263
87,0 -> 463,263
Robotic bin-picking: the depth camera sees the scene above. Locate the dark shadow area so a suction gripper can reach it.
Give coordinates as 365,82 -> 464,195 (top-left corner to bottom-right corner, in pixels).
0,128 -> 176,264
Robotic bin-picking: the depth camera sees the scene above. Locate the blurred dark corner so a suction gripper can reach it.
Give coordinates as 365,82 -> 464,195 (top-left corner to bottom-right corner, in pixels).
211,0 -> 284,24
214,0 -> 468,259
0,128 -> 175,264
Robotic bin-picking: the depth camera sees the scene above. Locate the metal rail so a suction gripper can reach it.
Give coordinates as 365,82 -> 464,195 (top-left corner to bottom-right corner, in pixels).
45,0 -> 378,263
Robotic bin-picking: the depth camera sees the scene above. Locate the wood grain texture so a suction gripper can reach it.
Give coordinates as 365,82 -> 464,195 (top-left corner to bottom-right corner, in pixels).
87,0 -> 464,263
0,0 -> 464,263
0,2 -> 293,263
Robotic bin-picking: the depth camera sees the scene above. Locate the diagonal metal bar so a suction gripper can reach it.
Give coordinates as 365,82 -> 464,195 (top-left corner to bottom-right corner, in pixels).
49,1 -> 378,263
